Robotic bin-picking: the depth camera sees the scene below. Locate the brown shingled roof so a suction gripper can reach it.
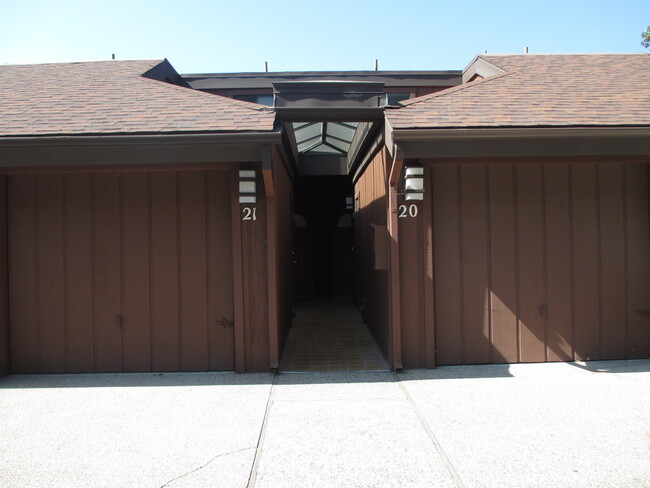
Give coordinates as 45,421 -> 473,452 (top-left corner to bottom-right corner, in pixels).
386,54 -> 650,129
0,59 -> 275,137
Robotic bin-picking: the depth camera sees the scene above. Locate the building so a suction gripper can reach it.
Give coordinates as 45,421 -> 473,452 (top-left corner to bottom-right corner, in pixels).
0,53 -> 648,375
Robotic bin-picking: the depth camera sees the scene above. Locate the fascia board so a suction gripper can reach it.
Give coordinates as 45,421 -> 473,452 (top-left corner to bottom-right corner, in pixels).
392,126 -> 650,141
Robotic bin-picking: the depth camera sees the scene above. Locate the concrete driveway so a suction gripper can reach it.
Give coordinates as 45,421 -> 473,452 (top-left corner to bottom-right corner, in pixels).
1,360 -> 648,488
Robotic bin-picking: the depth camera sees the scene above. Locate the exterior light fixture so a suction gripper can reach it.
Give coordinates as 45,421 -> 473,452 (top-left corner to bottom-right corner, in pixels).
404,166 -> 424,201
346,196 -> 354,211
239,170 -> 257,204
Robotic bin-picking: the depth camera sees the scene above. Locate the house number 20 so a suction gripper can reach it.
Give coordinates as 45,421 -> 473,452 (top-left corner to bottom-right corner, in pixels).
398,204 -> 418,218
242,207 -> 257,221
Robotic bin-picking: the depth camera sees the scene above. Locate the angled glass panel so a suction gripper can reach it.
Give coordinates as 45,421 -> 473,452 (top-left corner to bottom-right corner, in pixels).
294,122 -> 323,146
297,135 -> 323,152
308,143 -> 345,155
293,122 -> 312,130
326,137 -> 351,153
327,122 -> 356,142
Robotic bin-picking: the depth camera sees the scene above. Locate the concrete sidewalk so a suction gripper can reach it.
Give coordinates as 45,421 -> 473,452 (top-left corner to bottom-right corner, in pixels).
1,360 -> 648,488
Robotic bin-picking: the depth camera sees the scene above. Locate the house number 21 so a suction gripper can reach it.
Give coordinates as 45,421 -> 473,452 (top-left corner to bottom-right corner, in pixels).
242,207 -> 257,221
398,204 -> 418,218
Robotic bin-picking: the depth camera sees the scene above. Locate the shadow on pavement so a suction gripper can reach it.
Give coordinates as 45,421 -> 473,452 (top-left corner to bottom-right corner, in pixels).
2,359 -> 647,389
568,359 -> 650,374
0,371 -> 274,389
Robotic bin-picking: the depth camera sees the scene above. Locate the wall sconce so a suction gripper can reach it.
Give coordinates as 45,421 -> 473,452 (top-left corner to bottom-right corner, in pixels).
239,170 -> 257,204
345,196 -> 354,211
404,166 -> 424,201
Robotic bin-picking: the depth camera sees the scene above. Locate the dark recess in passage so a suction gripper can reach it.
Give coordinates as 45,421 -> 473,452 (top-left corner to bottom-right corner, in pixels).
293,175 -> 355,299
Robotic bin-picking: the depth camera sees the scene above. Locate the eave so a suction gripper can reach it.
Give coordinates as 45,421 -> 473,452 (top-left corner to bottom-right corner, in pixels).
386,124 -> 650,161
0,131 -> 283,170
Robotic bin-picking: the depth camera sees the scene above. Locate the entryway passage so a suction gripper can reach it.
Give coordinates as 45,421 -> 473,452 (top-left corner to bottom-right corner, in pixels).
279,298 -> 388,372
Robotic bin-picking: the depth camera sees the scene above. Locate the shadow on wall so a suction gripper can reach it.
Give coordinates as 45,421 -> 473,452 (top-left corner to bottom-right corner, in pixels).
353,165 -> 391,363
432,163 -> 650,367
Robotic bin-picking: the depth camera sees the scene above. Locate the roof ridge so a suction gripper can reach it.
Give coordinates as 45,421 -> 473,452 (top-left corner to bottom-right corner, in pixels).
391,71 -> 512,109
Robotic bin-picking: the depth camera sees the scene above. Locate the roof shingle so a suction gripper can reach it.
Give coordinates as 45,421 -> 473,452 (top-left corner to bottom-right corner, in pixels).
0,59 -> 275,137
386,54 -> 650,129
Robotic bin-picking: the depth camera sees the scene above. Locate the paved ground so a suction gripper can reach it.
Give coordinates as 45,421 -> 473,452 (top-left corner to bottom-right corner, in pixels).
279,298 -> 389,372
1,360 -> 648,488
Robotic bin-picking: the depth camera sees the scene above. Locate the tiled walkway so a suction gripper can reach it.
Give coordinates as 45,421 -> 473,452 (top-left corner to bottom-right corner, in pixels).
279,298 -> 389,372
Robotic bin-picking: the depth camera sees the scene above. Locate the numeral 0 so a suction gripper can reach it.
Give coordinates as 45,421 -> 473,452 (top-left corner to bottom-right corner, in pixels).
398,204 -> 418,218
242,207 -> 257,221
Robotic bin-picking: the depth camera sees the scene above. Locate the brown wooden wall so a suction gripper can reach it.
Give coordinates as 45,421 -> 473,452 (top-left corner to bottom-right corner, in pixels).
427,162 -> 650,365
235,163 -> 270,372
273,152 -> 294,356
0,176 -> 8,376
354,148 -> 391,358
397,167 -> 435,369
8,169 -> 236,374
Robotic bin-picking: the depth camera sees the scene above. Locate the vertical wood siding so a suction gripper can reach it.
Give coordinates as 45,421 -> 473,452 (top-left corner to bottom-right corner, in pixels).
399,164 -> 442,369
8,169 -> 235,374
431,162 -> 650,365
240,173 -> 270,372
122,172 -> 151,372
488,165 -> 518,362
354,148 -> 390,357
273,151 -> 294,356
398,178 -> 426,368
432,165 -> 462,364
207,171 -> 236,370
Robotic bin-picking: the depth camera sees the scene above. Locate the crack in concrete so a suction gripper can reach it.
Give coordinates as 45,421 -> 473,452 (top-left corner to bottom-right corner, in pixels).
246,373 -> 278,488
159,446 -> 255,488
394,372 -> 467,488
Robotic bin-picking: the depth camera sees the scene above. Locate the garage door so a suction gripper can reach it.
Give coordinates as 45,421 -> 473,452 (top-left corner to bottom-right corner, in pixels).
432,163 -> 650,365
9,170 -> 234,373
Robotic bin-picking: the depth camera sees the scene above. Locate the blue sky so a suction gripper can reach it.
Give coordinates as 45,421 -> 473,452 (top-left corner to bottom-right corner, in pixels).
0,0 -> 648,73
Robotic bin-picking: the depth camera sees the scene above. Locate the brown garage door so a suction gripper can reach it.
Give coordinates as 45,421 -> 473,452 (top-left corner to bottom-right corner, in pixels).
432,163 -> 650,365
9,170 -> 234,373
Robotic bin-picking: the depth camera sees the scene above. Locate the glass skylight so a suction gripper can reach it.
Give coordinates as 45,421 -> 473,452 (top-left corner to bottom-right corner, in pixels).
293,122 -> 360,156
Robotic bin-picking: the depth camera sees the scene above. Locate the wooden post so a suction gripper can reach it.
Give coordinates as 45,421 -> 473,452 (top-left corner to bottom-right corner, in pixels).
262,146 -> 279,370
422,164 -> 436,368
388,145 -> 404,370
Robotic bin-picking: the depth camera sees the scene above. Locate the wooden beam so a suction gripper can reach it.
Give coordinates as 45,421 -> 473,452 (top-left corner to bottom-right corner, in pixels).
388,144 -> 404,370
265,147 -> 279,371
422,164 -> 436,368
261,145 -> 274,198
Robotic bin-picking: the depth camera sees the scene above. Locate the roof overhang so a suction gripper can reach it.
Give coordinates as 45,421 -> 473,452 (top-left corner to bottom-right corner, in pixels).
184,71 -> 462,90
0,131 -> 282,170
272,81 -> 386,123
386,126 -> 650,161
